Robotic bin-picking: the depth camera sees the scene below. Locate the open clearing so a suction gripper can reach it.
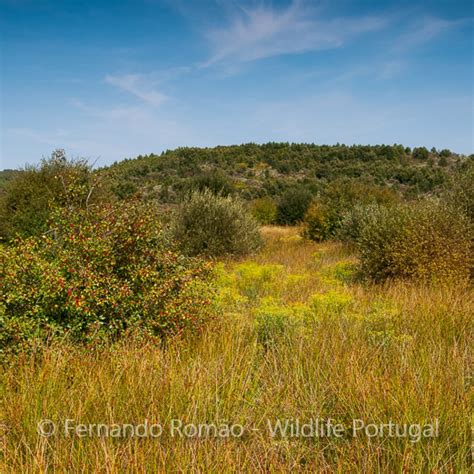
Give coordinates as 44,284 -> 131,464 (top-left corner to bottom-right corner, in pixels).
0,227 -> 471,472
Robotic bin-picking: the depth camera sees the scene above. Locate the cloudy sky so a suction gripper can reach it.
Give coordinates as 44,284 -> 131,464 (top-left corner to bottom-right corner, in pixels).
0,0 -> 472,169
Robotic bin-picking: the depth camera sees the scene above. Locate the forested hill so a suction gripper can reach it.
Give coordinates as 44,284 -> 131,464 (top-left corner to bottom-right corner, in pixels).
1,143 -> 470,204
0,142 -> 472,243
100,143 -> 468,202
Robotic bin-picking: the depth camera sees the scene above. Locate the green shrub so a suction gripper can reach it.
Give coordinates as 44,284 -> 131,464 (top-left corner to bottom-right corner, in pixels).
443,159 -> 474,221
350,200 -> 473,283
276,188 -> 312,225
302,180 -> 399,242
0,150 -> 108,241
302,201 -> 330,242
187,171 -> 234,196
0,305 -> 43,361
0,201 -> 215,351
412,146 -> 430,160
337,203 -> 384,244
250,197 -> 277,224
171,190 -> 262,257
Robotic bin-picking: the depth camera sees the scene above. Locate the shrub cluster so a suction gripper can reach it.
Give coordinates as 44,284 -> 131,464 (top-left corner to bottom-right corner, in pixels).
276,187 -> 313,225
339,200 -> 473,283
0,201 -> 215,354
187,171 -> 235,197
443,158 -> 474,221
302,179 -> 399,242
0,150 -> 108,241
250,197 -> 277,225
94,143 -> 459,204
171,190 -> 262,257
336,203 -> 383,244
302,201 -> 330,242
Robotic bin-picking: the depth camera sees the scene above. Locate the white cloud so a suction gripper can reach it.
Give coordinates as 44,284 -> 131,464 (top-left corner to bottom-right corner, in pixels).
203,1 -> 387,66
69,98 -> 151,123
104,74 -> 168,107
5,127 -> 68,147
66,97 -> 199,163
393,16 -> 471,52
377,60 -> 406,80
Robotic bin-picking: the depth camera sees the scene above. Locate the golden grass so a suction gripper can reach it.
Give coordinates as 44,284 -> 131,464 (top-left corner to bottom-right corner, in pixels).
0,226 -> 472,472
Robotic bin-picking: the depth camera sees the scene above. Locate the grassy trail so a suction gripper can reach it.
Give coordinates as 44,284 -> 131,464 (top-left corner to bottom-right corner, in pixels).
0,227 -> 472,472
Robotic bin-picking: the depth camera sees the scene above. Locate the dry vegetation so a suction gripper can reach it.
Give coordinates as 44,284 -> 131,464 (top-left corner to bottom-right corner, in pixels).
0,227 -> 472,472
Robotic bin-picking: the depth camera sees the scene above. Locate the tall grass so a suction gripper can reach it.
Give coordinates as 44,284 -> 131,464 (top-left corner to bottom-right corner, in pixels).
0,227 -> 472,472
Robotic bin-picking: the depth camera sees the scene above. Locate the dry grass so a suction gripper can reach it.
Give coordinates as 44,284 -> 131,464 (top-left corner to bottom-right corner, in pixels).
0,226 -> 472,472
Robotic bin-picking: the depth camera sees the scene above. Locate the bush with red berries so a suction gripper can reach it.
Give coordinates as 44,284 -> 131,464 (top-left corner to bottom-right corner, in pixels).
0,200 -> 216,355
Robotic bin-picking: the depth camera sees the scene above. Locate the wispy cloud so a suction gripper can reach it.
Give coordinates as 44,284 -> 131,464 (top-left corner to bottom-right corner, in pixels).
3,127 -> 105,165
203,1 -> 387,66
69,98 -> 193,146
104,74 -> 168,107
393,16 -> 471,52
70,98 -> 150,122
6,127 -> 69,147
377,60 -> 406,80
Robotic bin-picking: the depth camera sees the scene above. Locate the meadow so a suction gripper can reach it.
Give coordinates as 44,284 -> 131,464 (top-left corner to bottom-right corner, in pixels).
1,226 -> 471,472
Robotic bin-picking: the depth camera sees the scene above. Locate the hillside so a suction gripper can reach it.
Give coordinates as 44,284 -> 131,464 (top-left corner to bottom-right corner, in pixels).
100,143 -> 466,202
1,143 -> 467,203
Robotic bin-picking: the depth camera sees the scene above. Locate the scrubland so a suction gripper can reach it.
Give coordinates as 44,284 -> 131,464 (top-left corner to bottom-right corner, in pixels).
1,226 -> 471,472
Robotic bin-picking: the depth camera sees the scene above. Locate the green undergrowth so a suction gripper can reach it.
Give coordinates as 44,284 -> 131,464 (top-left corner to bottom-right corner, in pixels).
215,245 -> 413,351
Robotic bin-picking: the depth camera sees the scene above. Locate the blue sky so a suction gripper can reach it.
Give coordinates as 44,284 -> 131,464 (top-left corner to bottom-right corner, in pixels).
0,0 -> 472,169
